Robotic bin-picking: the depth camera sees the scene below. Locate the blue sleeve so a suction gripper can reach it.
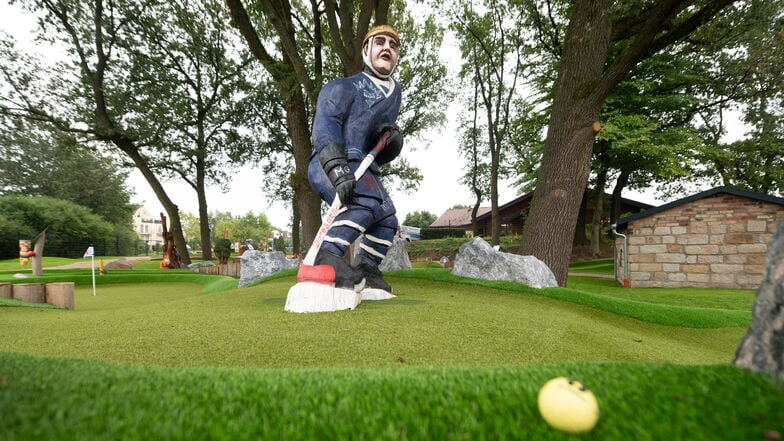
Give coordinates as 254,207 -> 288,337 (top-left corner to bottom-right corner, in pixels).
311,80 -> 352,155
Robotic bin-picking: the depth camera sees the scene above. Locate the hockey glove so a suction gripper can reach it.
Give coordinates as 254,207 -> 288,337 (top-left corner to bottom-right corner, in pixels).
318,142 -> 354,205
371,123 -> 403,166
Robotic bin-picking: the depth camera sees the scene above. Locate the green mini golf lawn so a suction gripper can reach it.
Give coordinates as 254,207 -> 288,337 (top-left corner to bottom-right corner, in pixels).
1,264 -> 782,440
1,272 -> 747,368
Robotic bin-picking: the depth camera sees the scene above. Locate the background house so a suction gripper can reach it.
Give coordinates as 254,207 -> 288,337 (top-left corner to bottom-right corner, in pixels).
612,186 -> 784,289
430,193 -> 652,238
132,206 -> 165,250
430,207 -> 491,236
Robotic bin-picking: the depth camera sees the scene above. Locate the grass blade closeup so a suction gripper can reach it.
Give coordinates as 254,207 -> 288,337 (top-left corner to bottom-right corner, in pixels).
1,259 -> 777,441
1,352 -> 782,441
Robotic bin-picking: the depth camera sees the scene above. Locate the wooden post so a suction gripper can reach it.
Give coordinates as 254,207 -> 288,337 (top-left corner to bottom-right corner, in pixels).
46,282 -> 75,310
13,283 -> 46,303
32,228 -> 47,277
0,283 -> 12,298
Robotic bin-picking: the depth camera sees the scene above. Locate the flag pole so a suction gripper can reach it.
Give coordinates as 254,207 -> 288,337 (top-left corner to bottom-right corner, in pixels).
91,254 -> 96,296
84,245 -> 96,296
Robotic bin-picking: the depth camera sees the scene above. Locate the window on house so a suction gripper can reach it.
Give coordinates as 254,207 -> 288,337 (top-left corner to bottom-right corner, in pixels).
501,223 -> 514,236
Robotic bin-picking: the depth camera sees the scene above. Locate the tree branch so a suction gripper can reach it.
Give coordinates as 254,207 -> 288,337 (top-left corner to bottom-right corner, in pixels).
595,0 -> 738,103
224,0 -> 286,82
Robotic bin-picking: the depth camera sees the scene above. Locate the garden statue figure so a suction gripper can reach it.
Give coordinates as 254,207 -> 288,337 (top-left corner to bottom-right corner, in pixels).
307,24 -> 405,296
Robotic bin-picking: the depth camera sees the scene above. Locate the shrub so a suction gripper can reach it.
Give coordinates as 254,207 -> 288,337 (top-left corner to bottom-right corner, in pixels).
214,238 -> 232,263
0,195 -> 136,259
420,227 -> 466,240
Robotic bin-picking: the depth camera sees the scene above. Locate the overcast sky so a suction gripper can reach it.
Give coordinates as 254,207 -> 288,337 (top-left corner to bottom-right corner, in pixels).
5,1 -> 744,230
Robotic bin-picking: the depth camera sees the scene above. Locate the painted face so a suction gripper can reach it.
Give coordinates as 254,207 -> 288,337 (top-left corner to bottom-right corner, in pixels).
366,34 -> 399,76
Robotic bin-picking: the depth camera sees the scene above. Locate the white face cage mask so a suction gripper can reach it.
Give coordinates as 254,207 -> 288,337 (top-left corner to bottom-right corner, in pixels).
362,37 -> 398,79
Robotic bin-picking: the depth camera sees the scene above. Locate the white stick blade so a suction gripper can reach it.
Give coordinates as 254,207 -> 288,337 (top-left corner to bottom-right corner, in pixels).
285,282 -> 362,313
361,288 -> 396,301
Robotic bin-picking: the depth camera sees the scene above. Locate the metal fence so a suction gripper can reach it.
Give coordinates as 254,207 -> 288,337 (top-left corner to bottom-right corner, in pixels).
1,232 -> 152,260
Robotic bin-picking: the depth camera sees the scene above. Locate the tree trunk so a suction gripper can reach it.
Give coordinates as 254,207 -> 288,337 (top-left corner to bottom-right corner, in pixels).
611,170 -> 629,223
224,0 -> 322,251
490,154 -> 500,246
471,188 -> 482,237
196,123 -> 213,261
734,218 -> 784,379
119,141 -> 191,265
590,169 -> 607,257
284,91 -> 321,251
573,187 -> 589,246
487,99 -> 501,246
32,228 -> 46,277
520,0 -> 612,286
291,191 -> 301,256
197,186 -> 212,261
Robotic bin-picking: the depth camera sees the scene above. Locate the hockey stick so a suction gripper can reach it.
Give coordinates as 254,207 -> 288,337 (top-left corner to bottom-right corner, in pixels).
296,132 -> 389,284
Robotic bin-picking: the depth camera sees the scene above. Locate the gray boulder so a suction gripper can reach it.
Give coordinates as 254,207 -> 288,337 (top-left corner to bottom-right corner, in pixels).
352,237 -> 412,271
239,250 -> 300,288
380,238 -> 412,271
734,218 -> 784,379
452,237 -> 557,288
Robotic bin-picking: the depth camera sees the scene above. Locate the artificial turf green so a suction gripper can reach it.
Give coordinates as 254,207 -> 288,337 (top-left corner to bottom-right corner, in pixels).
1,260 -> 780,440
1,276 -> 746,368
1,351 -> 782,441
389,269 -> 751,328
566,276 -> 755,310
0,268 -> 238,293
567,258 -> 615,275
0,297 -> 61,309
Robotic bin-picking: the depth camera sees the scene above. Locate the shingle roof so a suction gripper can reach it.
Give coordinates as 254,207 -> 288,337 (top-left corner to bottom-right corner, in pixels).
430,207 -> 491,228
614,186 -> 784,229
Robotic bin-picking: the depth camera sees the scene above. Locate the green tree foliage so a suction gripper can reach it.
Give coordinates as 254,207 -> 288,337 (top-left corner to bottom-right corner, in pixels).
0,0 -> 193,265
692,0 -> 784,194
512,0 -> 781,257
519,0 -> 745,285
403,211 -> 437,229
213,238 -> 232,263
0,195 -> 137,259
593,53 -> 708,212
225,0 -> 448,254
702,137 -> 784,194
212,211 -> 274,248
674,0 -> 781,195
178,211 -> 201,250
208,210 -> 235,242
452,0 -> 530,246
0,120 -> 134,226
128,0 -> 260,261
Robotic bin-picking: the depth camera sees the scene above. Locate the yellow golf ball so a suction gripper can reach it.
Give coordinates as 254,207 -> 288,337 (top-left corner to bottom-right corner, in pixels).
537,377 -> 600,434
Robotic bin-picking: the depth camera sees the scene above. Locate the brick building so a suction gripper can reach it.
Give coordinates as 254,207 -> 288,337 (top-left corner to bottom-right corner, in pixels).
612,186 -> 784,289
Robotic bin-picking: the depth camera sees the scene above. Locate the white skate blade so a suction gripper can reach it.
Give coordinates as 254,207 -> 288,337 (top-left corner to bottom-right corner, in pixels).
361,288 -> 396,301
284,281 -> 363,313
